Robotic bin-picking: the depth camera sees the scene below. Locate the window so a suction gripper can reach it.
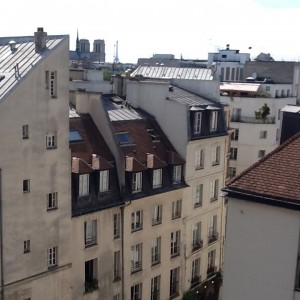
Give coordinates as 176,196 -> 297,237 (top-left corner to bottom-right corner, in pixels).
116,132 -> 132,145
153,169 -> 162,189
152,205 -> 162,225
22,125 -> 29,139
131,211 -> 143,232
131,243 -> 142,273
228,167 -> 236,178
232,108 -> 241,121
260,131 -> 267,139
265,86 -> 270,91
194,184 -> 203,208
85,259 -> 98,292
45,71 -> 49,89
132,172 -> 142,193
170,231 -> 180,257
173,165 -> 182,184
46,133 -> 56,149
99,170 -> 109,192
113,213 -> 121,239
195,149 -> 204,170
208,215 -> 218,244
192,222 -> 202,251
207,250 -> 216,276
47,246 -> 57,268
258,150 -> 266,158
212,145 -> 220,166
231,128 -> 239,141
50,71 -> 57,98
193,112 -> 202,134
276,128 -> 280,142
210,111 -> 218,132
69,130 -> 83,143
210,179 -> 219,202
151,275 -> 161,300
79,174 -> 89,197
23,179 -> 30,193
171,200 -> 181,219
114,251 -> 121,281
47,192 -> 57,210
131,283 -> 142,300
230,147 -> 238,160
24,240 -> 30,253
84,220 -> 97,247
169,267 -> 180,298
151,237 -> 161,265
113,294 -> 120,300
191,258 -> 200,287
278,109 -> 281,120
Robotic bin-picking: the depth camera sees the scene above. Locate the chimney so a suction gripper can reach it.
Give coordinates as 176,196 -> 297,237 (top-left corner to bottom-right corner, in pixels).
34,27 -> 47,53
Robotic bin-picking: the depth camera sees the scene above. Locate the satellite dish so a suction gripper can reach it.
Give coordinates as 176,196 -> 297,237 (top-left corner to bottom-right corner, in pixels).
252,72 -> 257,80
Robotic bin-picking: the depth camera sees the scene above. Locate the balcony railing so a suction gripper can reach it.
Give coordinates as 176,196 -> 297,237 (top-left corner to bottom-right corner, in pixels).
131,261 -> 142,273
191,275 -> 201,288
208,232 -> 219,244
207,266 -> 217,277
85,236 -> 97,247
231,115 -> 275,124
192,240 -> 203,252
85,279 -> 98,293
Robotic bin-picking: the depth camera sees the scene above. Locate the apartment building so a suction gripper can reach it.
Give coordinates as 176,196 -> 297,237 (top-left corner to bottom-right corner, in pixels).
126,76 -> 228,294
221,63 -> 297,177
222,131 -> 300,300
0,29 -> 71,299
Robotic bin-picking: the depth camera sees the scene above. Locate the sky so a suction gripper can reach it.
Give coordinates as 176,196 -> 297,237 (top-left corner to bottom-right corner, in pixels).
2,0 -> 300,63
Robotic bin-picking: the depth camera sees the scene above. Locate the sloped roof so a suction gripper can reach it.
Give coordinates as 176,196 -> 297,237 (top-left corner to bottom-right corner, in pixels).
130,66 -> 213,80
0,35 -> 66,101
224,131 -> 300,207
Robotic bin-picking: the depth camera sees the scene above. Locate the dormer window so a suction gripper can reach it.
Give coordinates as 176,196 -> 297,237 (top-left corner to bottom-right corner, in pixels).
193,112 -> 202,134
210,111 -> 218,132
173,165 -> 182,184
79,174 -> 89,197
132,172 -> 142,193
99,170 -> 109,192
153,169 -> 162,189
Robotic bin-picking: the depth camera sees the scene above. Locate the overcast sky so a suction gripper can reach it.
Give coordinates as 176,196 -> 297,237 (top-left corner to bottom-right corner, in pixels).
2,0 -> 300,63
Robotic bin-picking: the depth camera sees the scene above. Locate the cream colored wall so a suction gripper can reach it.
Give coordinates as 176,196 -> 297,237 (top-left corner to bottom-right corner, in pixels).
0,38 -> 71,298
123,189 -> 186,300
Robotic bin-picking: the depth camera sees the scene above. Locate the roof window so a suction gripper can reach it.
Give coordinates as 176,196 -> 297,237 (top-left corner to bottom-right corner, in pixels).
69,130 -> 83,143
116,132 -> 132,145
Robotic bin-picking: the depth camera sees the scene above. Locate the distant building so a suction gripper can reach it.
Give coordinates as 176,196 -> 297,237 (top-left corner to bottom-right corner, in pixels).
222,131 -> 300,300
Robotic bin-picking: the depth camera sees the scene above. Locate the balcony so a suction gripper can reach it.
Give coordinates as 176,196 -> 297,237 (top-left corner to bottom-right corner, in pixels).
191,275 -> 201,288
192,240 -> 203,252
231,115 -> 275,124
85,279 -> 98,293
207,266 -> 217,277
208,232 -> 219,244
131,261 -> 142,273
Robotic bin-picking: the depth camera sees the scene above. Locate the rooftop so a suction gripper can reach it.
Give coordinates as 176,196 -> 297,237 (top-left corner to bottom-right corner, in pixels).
224,131 -> 300,208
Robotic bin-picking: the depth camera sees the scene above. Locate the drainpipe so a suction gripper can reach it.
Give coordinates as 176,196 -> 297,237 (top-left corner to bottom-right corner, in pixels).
0,170 -> 4,300
120,205 -> 125,300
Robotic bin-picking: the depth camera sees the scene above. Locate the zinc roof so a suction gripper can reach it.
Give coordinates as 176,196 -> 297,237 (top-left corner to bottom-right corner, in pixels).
220,82 -> 260,93
225,131 -> 300,204
131,66 -> 213,80
0,36 -> 65,101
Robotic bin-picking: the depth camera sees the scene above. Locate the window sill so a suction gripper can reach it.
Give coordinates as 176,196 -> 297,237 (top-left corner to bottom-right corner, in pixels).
171,215 -> 181,220
212,163 -> 220,166
114,235 -> 121,240
47,207 -> 58,212
152,221 -> 162,226
48,265 -> 58,270
171,253 -> 180,258
46,146 -> 57,150
23,250 -> 30,254
85,243 -> 97,249
131,228 -> 142,233
195,167 -> 204,171
194,203 -> 202,208
151,261 -> 161,267
131,268 -> 142,274
210,198 -> 218,203
113,276 -> 121,282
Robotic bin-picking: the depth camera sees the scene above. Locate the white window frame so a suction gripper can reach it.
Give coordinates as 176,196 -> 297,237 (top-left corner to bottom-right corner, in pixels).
208,215 -> 218,243
131,210 -> 143,232
151,237 -> 161,265
172,200 -> 182,219
99,170 -> 109,192
173,165 -> 182,184
79,174 -> 89,197
192,222 -> 202,250
210,179 -> 219,201
131,243 -> 142,273
230,147 -> 238,160
191,258 -> 200,283
84,220 -> 97,247
152,205 -> 162,225
22,125 -> 29,139
193,112 -> 202,134
46,133 -> 56,149
47,246 -> 57,268
212,145 -> 220,166
47,192 -> 57,210
170,230 -> 180,257
152,168 -> 162,189
210,111 -> 218,132
195,148 -> 204,170
113,213 -> 121,239
194,184 -> 203,207
151,275 -> 161,300
231,128 -> 239,141
207,249 -> 216,274
132,172 -> 142,193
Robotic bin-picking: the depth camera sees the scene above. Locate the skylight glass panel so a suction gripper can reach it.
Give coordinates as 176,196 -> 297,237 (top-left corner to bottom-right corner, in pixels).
69,130 -> 83,142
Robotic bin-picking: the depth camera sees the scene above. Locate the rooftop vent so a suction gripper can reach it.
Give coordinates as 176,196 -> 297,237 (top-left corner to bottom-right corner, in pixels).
34,27 -> 47,53
0,75 -> 5,82
8,40 -> 17,52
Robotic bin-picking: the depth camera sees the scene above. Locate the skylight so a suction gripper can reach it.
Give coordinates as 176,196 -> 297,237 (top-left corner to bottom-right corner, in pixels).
69,130 -> 83,143
116,133 -> 132,145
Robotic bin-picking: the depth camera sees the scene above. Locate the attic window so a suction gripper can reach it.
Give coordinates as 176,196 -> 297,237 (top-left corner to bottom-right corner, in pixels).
147,129 -> 160,141
116,132 -> 132,145
69,130 -> 83,143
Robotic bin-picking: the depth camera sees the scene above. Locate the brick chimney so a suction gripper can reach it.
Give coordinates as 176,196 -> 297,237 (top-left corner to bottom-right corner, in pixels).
34,27 -> 47,53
